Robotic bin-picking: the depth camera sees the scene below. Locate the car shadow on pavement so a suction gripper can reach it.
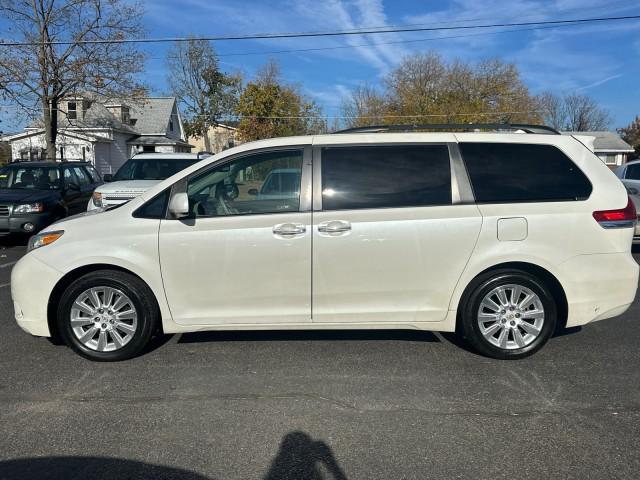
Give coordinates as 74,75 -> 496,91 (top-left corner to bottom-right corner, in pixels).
177,328 -> 440,344
0,234 -> 28,248
0,431 -> 348,480
0,456 -> 212,480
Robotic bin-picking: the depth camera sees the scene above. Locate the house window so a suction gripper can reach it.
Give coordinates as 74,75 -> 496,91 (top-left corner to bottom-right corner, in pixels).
82,146 -> 86,161
598,153 -> 617,165
169,119 -> 174,131
59,146 -> 64,160
142,145 -> 155,153
67,102 -> 77,120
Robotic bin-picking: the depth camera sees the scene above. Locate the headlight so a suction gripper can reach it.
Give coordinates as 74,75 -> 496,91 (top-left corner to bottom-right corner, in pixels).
92,192 -> 103,207
27,230 -> 64,252
14,202 -> 44,214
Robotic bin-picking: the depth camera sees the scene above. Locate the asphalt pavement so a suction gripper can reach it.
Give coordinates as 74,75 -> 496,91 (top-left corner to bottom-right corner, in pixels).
0,237 -> 639,480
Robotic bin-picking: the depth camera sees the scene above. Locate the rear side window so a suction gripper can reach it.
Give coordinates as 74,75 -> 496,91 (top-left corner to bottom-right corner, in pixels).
625,164 -> 640,180
321,145 -> 451,211
460,143 -> 592,203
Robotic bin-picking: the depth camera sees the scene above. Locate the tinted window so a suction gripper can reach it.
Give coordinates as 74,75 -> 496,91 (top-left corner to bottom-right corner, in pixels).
63,168 -> 78,188
133,189 -> 170,219
113,158 -> 198,181
625,164 -> 640,180
72,166 -> 91,186
321,145 -> 451,211
460,143 -> 592,203
84,165 -> 102,183
187,150 -> 303,217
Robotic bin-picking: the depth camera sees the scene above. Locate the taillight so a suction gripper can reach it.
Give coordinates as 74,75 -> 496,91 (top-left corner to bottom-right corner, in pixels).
593,197 -> 637,228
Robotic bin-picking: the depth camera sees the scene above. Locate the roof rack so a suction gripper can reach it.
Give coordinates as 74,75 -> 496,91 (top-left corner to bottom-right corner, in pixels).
334,123 -> 560,135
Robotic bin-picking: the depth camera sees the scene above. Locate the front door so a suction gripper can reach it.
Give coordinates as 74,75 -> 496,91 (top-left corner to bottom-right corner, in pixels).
159,147 -> 312,325
61,167 -> 86,214
312,143 -> 482,324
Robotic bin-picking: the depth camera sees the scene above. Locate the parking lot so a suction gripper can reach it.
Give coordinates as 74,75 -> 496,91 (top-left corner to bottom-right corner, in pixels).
0,239 -> 638,480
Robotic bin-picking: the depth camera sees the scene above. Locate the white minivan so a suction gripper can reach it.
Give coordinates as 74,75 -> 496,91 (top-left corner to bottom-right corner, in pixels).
11,125 -> 639,361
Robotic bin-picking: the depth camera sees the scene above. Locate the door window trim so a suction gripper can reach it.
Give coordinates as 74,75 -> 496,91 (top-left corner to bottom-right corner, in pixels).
312,142 -> 468,212
165,145 -> 312,220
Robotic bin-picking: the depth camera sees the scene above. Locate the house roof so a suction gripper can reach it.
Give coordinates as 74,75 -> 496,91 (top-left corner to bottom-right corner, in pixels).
128,97 -> 176,135
4,128 -> 112,143
564,131 -> 634,152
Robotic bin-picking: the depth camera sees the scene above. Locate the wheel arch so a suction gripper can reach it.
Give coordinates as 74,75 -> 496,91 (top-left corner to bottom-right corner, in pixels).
454,261 -> 568,333
47,264 -> 163,340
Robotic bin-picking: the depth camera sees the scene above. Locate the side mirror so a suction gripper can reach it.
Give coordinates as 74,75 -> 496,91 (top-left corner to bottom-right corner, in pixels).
168,192 -> 190,219
67,182 -> 80,191
248,188 -> 258,196
103,174 -> 113,182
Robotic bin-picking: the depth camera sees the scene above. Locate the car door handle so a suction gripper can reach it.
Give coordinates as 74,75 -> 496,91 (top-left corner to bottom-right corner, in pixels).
318,220 -> 351,234
273,223 -> 306,236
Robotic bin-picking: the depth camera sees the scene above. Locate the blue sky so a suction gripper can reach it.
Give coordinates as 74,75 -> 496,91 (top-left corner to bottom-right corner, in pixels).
2,0 -> 640,132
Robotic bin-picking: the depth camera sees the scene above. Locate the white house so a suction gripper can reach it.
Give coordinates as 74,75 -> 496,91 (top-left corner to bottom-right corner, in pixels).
6,95 -> 192,174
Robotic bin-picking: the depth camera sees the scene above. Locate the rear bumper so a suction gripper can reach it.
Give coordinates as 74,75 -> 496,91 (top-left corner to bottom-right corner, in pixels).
560,252 -> 639,327
11,253 -> 63,337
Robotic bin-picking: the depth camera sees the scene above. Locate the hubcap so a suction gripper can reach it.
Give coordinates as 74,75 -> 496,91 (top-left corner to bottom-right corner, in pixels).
477,284 -> 544,350
70,287 -> 138,352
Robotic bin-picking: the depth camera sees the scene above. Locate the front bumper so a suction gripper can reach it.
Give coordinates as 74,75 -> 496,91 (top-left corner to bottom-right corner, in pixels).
0,212 -> 56,234
11,253 -> 64,337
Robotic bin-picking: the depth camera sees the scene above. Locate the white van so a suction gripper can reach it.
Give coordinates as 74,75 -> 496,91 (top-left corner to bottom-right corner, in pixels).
88,153 -> 206,210
11,124 -> 639,361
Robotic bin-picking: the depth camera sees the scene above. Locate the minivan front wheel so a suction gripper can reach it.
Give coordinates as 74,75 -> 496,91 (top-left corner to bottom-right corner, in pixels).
460,270 -> 557,359
57,270 -> 158,361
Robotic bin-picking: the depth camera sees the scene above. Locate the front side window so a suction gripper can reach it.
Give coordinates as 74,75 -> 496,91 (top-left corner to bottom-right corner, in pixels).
84,165 -> 102,183
321,145 -> 452,211
0,167 -> 61,190
187,150 -> 303,217
460,143 -> 592,203
72,167 -> 91,186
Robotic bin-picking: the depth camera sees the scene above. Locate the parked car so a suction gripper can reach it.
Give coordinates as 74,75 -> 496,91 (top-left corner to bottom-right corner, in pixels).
615,160 -> 640,243
88,153 -> 207,210
11,125 -> 639,361
0,161 -> 101,235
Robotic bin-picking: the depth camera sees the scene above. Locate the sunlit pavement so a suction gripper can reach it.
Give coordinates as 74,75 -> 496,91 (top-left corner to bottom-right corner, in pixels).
1,238 -> 639,479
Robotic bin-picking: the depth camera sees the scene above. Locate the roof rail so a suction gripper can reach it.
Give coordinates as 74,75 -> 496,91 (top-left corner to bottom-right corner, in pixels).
334,123 -> 560,135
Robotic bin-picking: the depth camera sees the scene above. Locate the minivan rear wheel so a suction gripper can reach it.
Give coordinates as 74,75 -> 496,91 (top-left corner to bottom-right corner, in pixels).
57,270 -> 158,361
460,269 -> 557,359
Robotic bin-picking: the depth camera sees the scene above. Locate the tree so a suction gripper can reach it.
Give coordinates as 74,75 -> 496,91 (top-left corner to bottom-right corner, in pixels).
236,60 -> 325,141
619,116 -> 640,160
167,38 -> 241,151
340,52 -> 541,128
340,83 -> 388,128
0,0 -> 145,161
538,92 -> 611,131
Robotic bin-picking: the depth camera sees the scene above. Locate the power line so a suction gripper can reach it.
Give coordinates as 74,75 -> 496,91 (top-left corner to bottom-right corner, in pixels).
1,15 -> 639,47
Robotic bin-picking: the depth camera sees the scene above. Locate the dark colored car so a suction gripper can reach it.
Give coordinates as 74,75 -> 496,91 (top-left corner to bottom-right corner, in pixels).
0,161 -> 102,235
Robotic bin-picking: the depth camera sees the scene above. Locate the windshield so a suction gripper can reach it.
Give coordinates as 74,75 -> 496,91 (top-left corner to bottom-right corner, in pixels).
113,158 -> 198,181
0,166 -> 61,190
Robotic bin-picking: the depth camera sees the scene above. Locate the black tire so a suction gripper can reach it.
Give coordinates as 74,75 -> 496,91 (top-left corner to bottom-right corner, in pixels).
460,269 -> 557,360
57,270 -> 159,361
